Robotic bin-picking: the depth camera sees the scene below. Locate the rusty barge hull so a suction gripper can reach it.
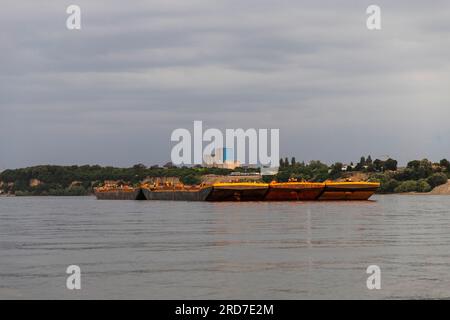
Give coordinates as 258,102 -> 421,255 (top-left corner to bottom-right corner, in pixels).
318,182 -> 379,200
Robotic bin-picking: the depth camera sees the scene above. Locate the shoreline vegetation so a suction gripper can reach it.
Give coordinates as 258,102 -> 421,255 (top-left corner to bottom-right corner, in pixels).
0,156 -> 449,196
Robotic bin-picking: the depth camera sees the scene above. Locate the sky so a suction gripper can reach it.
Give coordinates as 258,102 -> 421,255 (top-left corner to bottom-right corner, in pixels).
1,0 -> 449,169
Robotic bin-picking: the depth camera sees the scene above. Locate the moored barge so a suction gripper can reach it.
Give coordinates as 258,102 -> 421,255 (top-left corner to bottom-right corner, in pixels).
94,181 -> 380,201
319,181 -> 380,200
265,182 -> 325,201
94,185 -> 146,200
141,184 -> 212,201
206,182 -> 269,201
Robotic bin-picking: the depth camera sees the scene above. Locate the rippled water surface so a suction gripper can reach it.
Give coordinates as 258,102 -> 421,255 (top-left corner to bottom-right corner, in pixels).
1,195 -> 450,299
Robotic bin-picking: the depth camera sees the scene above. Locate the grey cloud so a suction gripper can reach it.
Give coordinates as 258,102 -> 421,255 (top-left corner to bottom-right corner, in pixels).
1,0 -> 450,169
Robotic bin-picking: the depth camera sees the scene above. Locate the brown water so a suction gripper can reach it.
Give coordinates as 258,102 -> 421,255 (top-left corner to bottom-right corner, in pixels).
1,195 -> 450,299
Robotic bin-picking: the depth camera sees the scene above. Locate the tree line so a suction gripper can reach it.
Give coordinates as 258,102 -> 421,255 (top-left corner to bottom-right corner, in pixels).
276,156 -> 449,193
0,164 -> 256,196
1,157 -> 449,196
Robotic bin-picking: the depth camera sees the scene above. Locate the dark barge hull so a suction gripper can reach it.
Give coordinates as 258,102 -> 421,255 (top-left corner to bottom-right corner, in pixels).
142,187 -> 212,201
94,189 -> 146,200
264,183 -> 325,201
206,185 -> 268,201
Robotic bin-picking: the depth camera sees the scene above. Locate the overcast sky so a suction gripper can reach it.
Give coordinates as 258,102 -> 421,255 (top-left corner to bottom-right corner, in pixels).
1,0 -> 449,169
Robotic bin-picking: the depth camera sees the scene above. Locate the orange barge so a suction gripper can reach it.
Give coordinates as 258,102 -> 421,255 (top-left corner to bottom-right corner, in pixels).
318,181 -> 380,200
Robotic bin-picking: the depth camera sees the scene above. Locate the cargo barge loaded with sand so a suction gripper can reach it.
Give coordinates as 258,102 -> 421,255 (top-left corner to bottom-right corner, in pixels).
94,181 -> 380,201
93,184 -> 147,200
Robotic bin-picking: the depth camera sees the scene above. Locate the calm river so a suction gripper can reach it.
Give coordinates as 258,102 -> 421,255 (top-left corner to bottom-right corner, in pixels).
1,195 -> 450,299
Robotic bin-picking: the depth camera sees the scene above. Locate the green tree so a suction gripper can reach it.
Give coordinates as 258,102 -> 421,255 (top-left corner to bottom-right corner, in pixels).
404,159 -> 433,179
373,159 -> 384,172
133,164 -> 147,170
355,156 -> 366,171
440,159 -> 450,171
407,160 -> 421,170
329,162 -> 343,180
291,157 -> 296,166
384,158 -> 398,171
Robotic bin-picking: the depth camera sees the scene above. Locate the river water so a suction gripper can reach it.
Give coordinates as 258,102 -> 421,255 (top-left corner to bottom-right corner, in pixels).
1,195 -> 450,299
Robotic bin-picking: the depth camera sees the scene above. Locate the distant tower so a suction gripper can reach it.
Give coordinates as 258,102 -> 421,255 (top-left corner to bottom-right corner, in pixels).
222,148 -> 233,162
203,148 -> 239,169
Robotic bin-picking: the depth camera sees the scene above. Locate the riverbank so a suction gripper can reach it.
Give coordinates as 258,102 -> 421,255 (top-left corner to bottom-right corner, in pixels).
395,181 -> 450,195
428,181 -> 450,195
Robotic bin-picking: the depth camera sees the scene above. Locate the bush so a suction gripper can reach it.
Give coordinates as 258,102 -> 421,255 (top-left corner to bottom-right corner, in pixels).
66,186 -> 88,196
276,170 -> 291,182
15,190 -> 31,196
379,179 -> 399,193
262,175 -> 275,183
416,179 -> 432,193
394,180 -> 417,193
427,173 -> 448,188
